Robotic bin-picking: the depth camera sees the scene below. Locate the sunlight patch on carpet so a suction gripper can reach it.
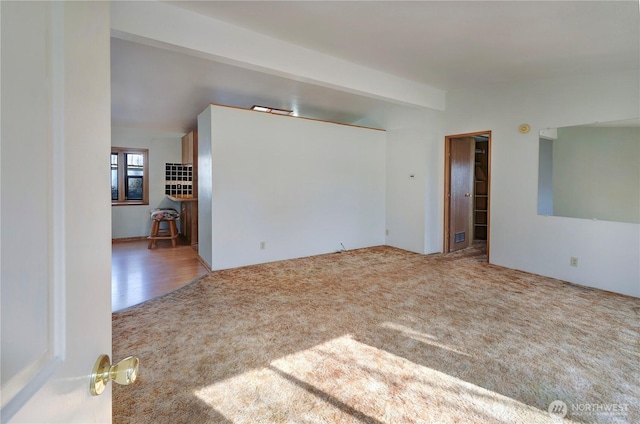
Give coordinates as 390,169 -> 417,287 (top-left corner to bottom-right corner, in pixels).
379,321 -> 471,356
195,335 -> 572,423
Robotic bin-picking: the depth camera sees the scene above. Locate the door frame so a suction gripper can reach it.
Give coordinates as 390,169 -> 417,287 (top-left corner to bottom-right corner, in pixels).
443,131 -> 492,260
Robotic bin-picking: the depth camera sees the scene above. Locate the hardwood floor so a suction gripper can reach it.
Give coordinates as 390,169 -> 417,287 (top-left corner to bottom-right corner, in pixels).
112,239 -> 208,312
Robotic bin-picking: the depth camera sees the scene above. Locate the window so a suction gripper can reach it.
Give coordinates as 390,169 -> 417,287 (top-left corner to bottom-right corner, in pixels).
111,147 -> 149,205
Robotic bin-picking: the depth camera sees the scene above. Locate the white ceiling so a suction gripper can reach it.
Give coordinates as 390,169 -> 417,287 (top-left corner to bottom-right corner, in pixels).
111,37 -> 413,132
111,1 -> 639,132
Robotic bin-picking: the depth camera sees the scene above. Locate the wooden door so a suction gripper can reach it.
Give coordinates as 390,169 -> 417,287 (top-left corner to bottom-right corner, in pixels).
448,137 -> 475,251
1,2 -> 113,422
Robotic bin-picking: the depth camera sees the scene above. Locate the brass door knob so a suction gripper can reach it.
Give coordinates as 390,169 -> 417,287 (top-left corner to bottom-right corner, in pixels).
90,354 -> 139,396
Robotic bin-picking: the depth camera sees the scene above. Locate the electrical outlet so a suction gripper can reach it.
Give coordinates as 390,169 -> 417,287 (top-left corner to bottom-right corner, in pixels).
570,257 -> 578,267
386,229 -> 389,236
260,241 -> 266,250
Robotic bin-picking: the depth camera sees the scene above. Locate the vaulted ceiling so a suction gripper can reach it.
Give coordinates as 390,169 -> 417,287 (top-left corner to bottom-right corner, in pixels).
111,1 -> 639,132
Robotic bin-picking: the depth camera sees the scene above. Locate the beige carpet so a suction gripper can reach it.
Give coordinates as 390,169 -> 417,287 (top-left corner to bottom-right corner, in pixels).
113,245 -> 639,423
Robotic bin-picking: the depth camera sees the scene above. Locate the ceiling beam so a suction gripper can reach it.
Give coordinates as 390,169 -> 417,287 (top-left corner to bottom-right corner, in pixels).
110,1 -> 445,112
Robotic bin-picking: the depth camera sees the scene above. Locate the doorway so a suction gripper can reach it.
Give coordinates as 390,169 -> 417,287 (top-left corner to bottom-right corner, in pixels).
443,131 -> 491,260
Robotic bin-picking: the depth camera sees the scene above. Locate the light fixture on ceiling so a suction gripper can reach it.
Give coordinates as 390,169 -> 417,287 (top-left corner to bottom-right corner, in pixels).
251,105 -> 293,116
251,105 -> 271,113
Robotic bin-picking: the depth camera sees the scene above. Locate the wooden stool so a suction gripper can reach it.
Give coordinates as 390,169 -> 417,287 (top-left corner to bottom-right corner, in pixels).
147,208 -> 180,249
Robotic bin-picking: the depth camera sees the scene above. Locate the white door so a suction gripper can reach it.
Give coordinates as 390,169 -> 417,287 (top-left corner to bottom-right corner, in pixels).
1,2 -> 113,422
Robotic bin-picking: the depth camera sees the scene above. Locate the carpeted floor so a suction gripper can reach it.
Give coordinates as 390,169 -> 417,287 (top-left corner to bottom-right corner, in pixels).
113,245 -> 639,423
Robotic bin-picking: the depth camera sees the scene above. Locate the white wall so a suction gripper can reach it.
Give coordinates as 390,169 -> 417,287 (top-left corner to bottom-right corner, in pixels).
553,126 -> 639,223
446,70 -> 640,297
361,108 -> 444,254
199,105 -> 386,270
111,127 -> 183,239
197,111 -> 213,267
